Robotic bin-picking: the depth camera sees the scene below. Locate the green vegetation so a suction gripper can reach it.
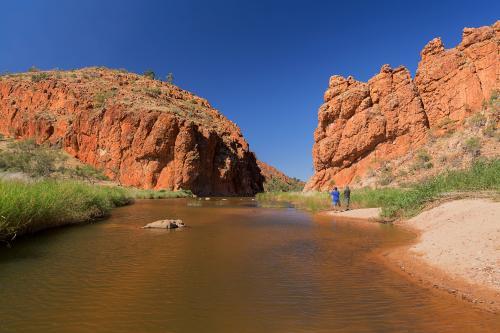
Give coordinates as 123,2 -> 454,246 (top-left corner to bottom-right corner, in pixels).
31,72 -> 50,82
263,177 -> 304,192
257,159 -> 500,219
0,139 -> 66,177
125,188 -> 193,199
28,66 -> 40,72
0,180 -> 131,240
166,72 -> 174,84
143,70 -> 155,80
257,191 -> 331,212
145,87 -> 162,98
411,149 -> 433,171
71,165 -> 109,182
377,164 -> 394,186
464,137 -> 481,156
94,90 -> 116,108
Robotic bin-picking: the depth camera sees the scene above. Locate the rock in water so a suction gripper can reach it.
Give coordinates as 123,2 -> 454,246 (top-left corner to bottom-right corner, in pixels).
306,21 -> 499,190
0,67 -> 264,196
143,219 -> 185,229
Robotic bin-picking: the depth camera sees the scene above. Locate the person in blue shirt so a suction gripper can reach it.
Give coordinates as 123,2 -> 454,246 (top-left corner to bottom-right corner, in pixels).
330,187 -> 341,209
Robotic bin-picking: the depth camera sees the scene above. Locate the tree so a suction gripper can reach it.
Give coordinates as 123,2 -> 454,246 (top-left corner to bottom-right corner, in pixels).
166,72 -> 174,84
143,70 -> 155,80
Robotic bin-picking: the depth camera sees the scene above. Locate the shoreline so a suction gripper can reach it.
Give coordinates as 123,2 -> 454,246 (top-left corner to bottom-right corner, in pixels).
319,199 -> 500,313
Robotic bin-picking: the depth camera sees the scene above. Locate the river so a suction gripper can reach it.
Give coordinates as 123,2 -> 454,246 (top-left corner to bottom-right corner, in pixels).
0,199 -> 498,332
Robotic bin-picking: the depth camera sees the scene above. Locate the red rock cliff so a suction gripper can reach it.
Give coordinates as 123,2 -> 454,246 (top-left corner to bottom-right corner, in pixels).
0,67 -> 264,196
306,21 -> 499,190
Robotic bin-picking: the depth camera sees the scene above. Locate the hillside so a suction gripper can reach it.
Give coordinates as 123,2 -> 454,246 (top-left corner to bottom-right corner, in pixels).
0,67 -> 264,196
306,21 -> 499,190
257,160 -> 305,192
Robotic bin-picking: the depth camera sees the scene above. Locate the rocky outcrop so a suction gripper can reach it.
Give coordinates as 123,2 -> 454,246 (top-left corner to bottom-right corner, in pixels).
306,21 -> 499,190
0,67 -> 264,196
143,219 -> 185,229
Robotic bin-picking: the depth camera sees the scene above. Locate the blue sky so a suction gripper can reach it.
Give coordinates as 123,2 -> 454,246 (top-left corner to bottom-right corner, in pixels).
1,0 -> 498,180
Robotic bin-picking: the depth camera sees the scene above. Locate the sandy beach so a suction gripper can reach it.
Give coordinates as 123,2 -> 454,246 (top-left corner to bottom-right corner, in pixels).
322,199 -> 500,312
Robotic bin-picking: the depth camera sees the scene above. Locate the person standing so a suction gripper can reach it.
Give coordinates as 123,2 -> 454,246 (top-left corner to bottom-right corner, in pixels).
330,187 -> 341,209
344,185 -> 351,210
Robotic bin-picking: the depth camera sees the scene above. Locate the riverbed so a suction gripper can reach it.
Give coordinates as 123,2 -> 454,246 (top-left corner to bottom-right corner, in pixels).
0,199 -> 498,332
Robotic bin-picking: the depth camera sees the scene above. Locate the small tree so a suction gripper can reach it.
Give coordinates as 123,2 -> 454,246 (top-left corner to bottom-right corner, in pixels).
143,70 -> 155,80
464,137 -> 481,157
166,72 -> 174,84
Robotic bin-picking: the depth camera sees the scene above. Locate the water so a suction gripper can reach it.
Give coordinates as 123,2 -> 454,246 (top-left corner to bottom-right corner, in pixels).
0,199 -> 498,332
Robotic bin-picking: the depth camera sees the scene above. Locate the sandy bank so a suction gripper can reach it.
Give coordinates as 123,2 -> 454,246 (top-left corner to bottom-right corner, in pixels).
320,207 -> 382,221
386,199 -> 500,312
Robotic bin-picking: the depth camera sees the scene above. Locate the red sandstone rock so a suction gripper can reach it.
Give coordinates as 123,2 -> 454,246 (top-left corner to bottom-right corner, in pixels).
0,67 -> 264,196
306,21 -> 499,191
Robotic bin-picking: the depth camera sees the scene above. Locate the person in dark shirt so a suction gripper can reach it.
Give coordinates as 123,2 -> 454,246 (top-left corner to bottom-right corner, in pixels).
343,185 -> 351,210
330,187 -> 341,209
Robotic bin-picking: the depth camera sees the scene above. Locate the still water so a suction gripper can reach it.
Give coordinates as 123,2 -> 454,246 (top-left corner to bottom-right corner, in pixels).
0,199 -> 498,332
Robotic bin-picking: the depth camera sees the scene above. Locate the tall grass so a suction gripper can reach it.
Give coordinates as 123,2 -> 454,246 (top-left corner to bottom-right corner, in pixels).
0,180 -> 131,240
257,158 -> 500,219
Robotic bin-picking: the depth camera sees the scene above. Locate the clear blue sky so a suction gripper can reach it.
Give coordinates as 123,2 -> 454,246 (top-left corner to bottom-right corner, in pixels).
1,1 -> 498,180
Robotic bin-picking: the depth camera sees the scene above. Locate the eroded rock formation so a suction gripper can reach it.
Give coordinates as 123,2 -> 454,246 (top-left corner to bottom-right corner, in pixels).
0,68 -> 264,196
306,21 -> 499,190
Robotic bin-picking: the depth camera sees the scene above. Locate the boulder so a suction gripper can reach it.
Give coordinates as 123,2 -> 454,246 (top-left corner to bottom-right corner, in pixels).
142,219 -> 185,229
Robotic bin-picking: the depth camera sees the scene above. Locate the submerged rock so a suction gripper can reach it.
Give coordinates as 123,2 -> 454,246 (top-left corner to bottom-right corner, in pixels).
142,219 -> 185,229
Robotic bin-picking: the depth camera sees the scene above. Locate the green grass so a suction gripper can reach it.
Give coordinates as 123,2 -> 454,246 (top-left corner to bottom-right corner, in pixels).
257,158 -> 500,219
125,188 -> 193,199
0,180 -> 131,240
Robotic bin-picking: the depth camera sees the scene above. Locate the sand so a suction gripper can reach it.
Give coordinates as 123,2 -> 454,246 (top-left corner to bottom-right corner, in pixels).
321,199 -> 500,311
388,199 -> 500,312
321,207 -> 382,221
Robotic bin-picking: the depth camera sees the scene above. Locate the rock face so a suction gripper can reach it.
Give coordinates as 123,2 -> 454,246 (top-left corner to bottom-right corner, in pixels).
306,21 -> 499,190
0,68 -> 264,196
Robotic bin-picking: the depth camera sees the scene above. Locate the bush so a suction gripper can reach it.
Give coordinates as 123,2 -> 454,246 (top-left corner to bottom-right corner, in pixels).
28,66 -> 40,72
143,70 -> 155,80
126,188 -> 193,199
31,72 -> 50,82
263,176 -> 304,192
464,137 -> 481,156
411,149 -> 433,170
468,113 -> 487,128
0,180 -> 131,240
94,90 -> 116,108
377,164 -> 394,186
0,139 -> 66,177
145,87 -> 161,98
166,72 -> 174,84
71,165 -> 109,182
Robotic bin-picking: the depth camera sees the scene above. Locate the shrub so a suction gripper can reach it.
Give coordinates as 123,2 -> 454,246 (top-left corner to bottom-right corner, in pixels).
263,176 -> 304,192
464,137 -> 481,156
145,87 -> 161,98
411,149 -> 433,170
166,72 -> 174,84
0,139 -> 66,177
377,164 -> 394,186
143,70 -> 155,80
468,113 -> 487,128
72,165 -> 109,183
28,66 -> 40,72
94,90 -> 116,108
126,188 -> 193,199
31,72 -> 50,82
